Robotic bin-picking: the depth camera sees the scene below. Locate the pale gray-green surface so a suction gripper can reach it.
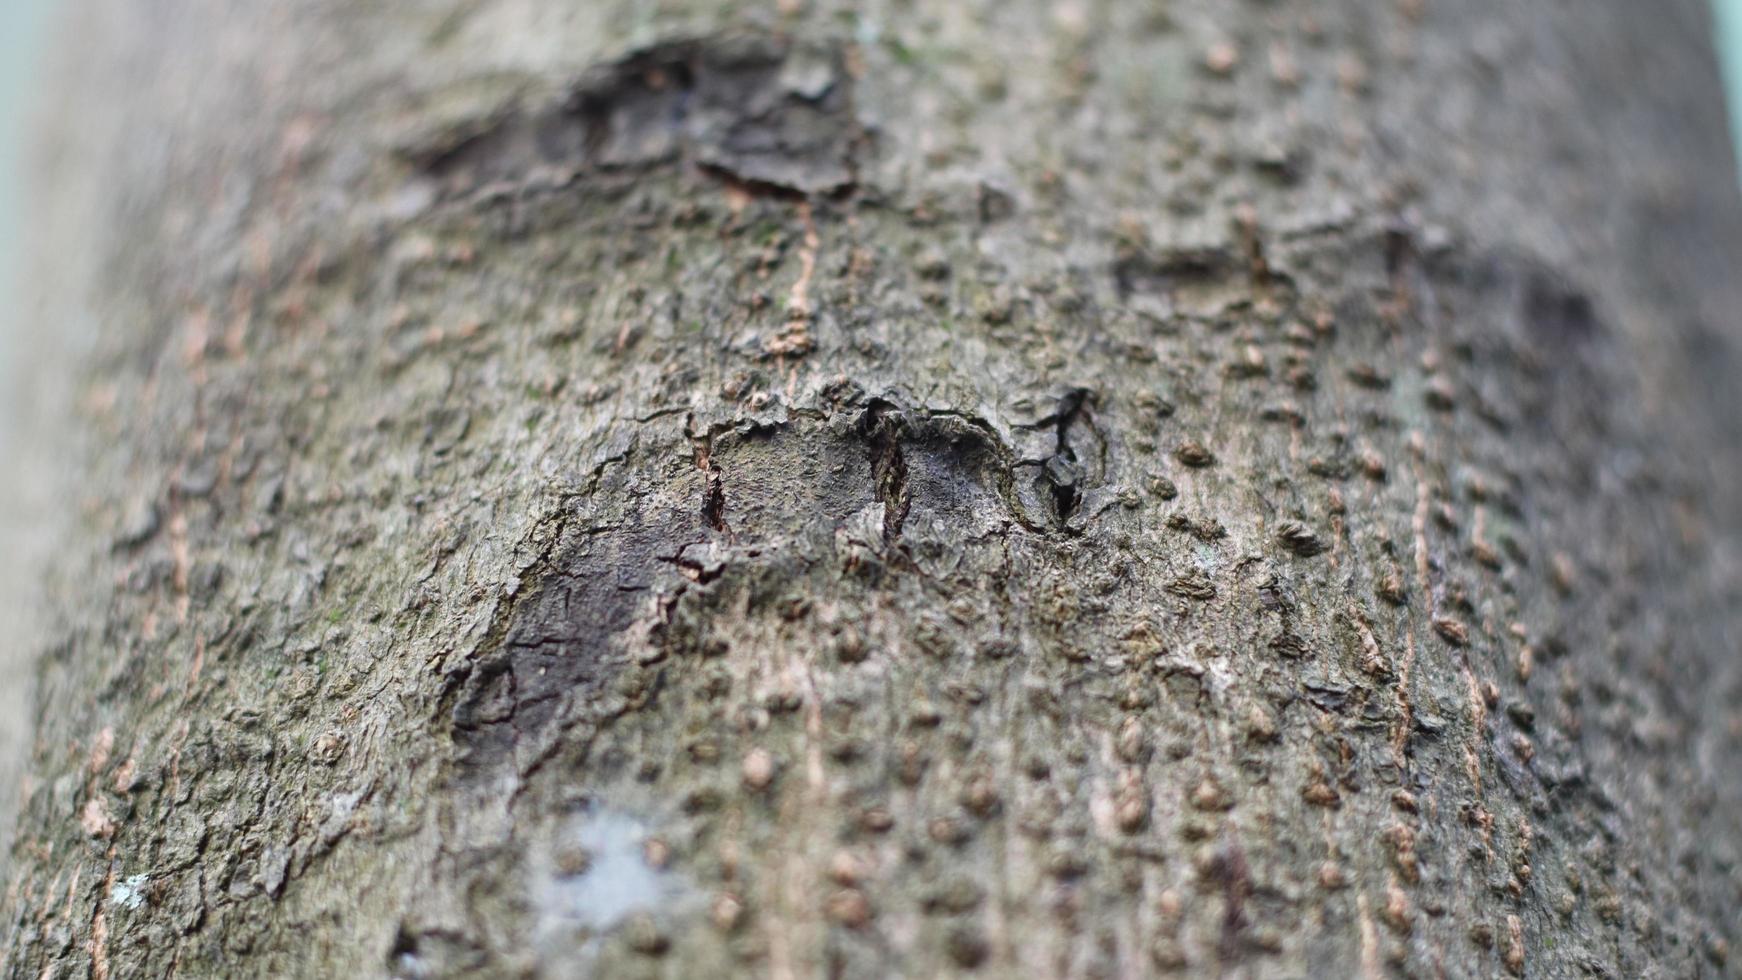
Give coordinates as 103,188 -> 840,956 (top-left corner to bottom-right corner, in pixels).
1723,0 -> 1742,173
0,0 -> 59,872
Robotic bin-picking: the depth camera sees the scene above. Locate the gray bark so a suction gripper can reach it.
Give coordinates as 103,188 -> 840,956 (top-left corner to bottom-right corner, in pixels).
5,0 -> 1742,977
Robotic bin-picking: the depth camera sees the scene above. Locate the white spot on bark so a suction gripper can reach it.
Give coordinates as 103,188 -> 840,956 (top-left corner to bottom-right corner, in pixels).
534,809 -> 696,950
109,874 -> 149,911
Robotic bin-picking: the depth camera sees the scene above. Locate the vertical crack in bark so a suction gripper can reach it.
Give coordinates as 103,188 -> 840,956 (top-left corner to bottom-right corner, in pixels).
859,400 -> 910,544
696,449 -> 724,532
701,462 -> 728,534
689,419 -> 731,536
1042,388 -> 1095,526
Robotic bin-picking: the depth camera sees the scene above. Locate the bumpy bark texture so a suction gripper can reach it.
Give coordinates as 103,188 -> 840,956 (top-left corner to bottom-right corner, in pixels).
5,1 -> 1742,977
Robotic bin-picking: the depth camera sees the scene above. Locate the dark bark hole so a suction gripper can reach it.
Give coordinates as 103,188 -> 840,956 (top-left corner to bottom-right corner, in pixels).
1522,271 -> 1598,345
1038,388 -> 1097,526
859,400 -> 911,544
1042,452 -> 1083,522
700,465 -> 728,533
691,430 -> 732,537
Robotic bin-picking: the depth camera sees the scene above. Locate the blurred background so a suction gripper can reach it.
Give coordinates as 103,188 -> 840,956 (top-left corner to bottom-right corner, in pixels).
0,0 -> 55,861
0,0 -> 54,416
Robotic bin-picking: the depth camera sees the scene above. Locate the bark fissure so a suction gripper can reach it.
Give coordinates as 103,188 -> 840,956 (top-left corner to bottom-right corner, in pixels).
859,400 -> 911,546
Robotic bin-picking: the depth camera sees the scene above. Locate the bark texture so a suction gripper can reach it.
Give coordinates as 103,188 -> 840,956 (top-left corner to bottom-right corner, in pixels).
5,0 -> 1742,977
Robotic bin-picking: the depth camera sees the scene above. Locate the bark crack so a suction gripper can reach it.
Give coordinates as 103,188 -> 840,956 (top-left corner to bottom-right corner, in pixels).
689,416 -> 733,538
1026,388 -> 1100,529
859,400 -> 910,545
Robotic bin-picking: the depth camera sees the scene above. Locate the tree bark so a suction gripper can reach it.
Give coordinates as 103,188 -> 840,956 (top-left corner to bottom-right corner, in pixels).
5,0 -> 1742,977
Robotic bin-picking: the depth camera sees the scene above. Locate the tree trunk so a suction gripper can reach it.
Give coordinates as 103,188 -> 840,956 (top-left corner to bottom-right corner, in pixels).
5,0 -> 1742,977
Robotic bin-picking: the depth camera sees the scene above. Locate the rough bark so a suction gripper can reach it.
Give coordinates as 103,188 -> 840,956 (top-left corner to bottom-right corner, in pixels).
4,0 -> 1742,977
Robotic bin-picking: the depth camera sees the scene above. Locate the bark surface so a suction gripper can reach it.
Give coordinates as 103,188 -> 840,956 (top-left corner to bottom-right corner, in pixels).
5,1 -> 1742,977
